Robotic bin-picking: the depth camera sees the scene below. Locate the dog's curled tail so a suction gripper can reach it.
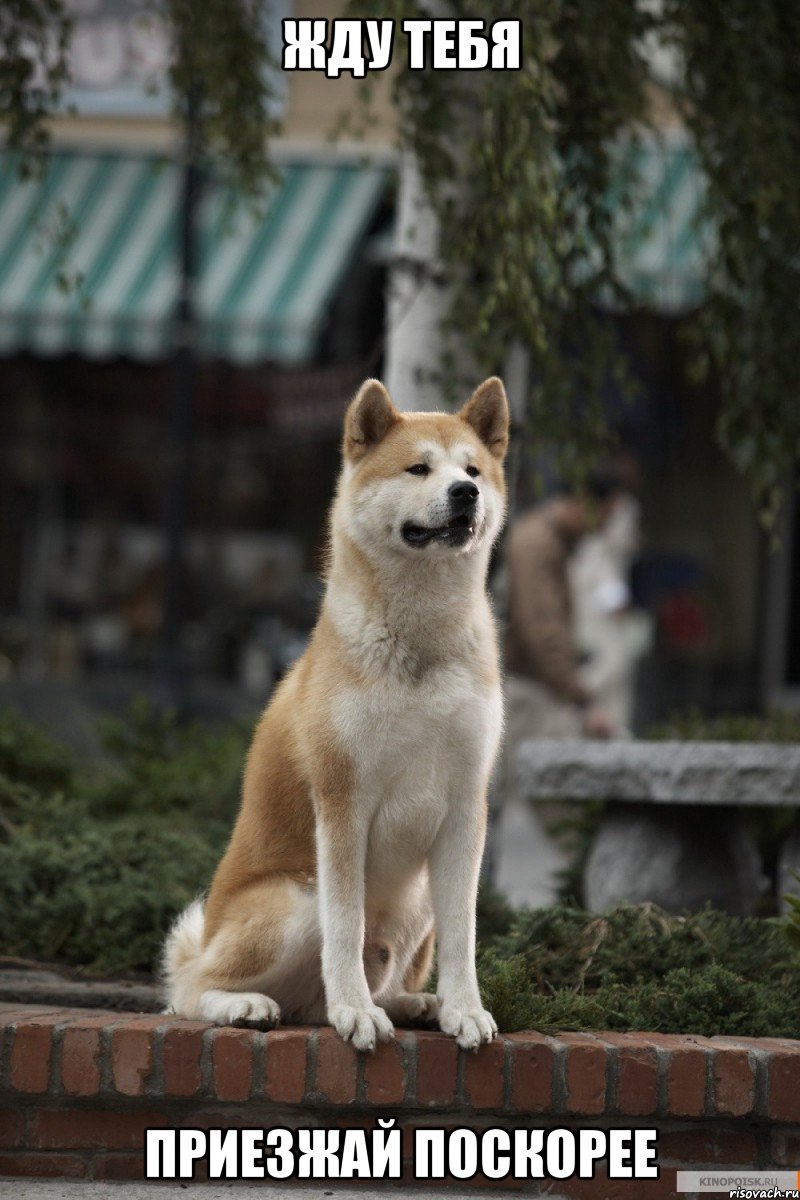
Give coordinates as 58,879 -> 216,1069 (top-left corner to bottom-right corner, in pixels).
161,898 -> 205,1014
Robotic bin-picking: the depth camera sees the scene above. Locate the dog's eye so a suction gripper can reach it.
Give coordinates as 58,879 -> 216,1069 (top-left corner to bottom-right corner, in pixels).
406,463 -> 430,476
466,465 -> 480,478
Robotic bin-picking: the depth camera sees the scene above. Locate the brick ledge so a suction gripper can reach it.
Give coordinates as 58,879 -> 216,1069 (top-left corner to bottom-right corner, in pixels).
2,1003 -> 800,1192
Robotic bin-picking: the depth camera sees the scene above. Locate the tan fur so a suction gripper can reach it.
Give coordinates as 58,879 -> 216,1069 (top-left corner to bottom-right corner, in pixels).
404,927 -> 436,993
164,377 -> 509,1050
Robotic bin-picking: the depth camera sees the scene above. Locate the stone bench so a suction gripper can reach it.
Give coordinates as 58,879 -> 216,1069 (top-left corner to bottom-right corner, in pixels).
516,740 -> 800,914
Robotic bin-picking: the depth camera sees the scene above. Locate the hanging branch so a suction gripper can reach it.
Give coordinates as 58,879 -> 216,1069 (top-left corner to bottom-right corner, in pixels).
664,0 -> 800,528
353,0 -> 654,485
1,0 -> 278,195
165,0 -> 279,195
4,1 -> 800,516
354,0 -> 800,516
0,0 -> 72,167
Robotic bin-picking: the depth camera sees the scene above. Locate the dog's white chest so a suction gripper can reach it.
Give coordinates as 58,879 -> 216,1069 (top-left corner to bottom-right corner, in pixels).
333,662 -> 502,886
335,661 -> 497,777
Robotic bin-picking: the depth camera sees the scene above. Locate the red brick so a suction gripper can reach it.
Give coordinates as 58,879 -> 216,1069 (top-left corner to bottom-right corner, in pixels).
211,1027 -> 254,1102
415,1032 -> 458,1106
645,1035 -> 709,1118
30,1108 -> 168,1151
162,1022 -> 207,1097
174,1113 -> 257,1137
60,1027 -> 102,1097
111,1025 -> 154,1096
0,1152 -> 86,1178
0,1005 -> 63,1024
771,1126 -> 800,1166
93,1152 -> 145,1180
659,1127 -> 758,1166
56,1009 -> 122,1026
10,1016 -> 63,1093
264,1028 -> 308,1103
61,1012 -> 127,1026
400,1121 -> 417,1159
108,1014 -> 168,1031
399,1121 -> 472,1175
712,1047 -> 755,1117
769,1047 -> 800,1122
508,1033 -> 555,1113
363,1035 -> 407,1105
328,1116 -> 372,1138
190,1158 -> 210,1182
562,1033 -> 606,1115
543,1167 -> 678,1200
315,1029 -> 358,1103
0,1107 -> 26,1148
400,1158 -> 415,1185
463,1037 -> 505,1110
601,1034 -> 658,1116
740,1036 -> 800,1053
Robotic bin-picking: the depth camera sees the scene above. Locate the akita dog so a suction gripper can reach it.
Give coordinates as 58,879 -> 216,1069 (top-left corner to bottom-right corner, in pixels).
163,376 -> 509,1051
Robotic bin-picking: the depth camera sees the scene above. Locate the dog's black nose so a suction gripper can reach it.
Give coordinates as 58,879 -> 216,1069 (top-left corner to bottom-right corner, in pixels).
448,480 -> 479,508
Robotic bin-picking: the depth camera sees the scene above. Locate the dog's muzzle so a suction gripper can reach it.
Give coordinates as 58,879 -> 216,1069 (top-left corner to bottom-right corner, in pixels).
401,482 -> 480,548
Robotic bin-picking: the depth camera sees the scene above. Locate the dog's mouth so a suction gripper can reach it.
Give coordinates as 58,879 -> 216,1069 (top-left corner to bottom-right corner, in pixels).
401,513 -> 477,548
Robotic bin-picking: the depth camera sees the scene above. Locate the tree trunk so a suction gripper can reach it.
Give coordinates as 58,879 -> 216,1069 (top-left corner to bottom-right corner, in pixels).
383,151 -> 452,411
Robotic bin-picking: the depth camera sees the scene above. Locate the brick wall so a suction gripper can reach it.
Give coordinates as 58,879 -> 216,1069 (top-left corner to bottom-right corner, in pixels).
1,1003 -> 799,1195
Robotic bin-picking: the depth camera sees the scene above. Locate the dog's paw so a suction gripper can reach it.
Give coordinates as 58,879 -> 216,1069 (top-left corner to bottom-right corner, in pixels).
438,1002 -> 497,1050
329,1003 -> 394,1051
199,989 -> 281,1029
384,992 -> 440,1025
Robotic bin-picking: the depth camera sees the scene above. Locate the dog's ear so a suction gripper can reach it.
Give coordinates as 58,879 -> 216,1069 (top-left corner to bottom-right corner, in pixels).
344,379 -> 400,462
459,377 -> 509,460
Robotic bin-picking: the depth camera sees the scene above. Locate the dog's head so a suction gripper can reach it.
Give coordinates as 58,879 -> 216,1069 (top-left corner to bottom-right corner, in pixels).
336,377 -> 509,562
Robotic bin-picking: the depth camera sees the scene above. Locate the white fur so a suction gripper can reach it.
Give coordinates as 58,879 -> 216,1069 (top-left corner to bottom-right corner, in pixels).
199,990 -> 280,1027
315,431 -> 504,1049
163,398 -> 506,1052
161,897 -> 204,991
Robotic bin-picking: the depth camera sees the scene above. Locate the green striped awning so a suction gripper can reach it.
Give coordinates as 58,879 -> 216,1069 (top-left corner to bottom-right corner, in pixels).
611,133 -> 712,312
0,151 -> 389,363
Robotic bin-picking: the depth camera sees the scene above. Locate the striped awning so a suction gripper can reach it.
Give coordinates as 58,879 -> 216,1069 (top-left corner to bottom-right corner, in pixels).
611,133 -> 711,312
0,151 -> 389,363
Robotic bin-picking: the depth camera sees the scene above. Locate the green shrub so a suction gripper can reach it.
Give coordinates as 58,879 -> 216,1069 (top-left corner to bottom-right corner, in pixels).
89,697 -> 248,819
493,903 -> 794,989
478,959 -> 800,1040
0,813 -> 226,974
0,708 -> 74,791
0,701 -> 246,975
475,902 -> 800,1037
648,707 -> 800,743
2,705 -> 800,1038
785,873 -> 800,954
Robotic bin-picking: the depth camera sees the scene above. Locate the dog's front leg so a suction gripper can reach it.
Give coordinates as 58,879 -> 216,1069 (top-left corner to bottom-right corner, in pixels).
316,809 -> 394,1051
428,795 -> 497,1050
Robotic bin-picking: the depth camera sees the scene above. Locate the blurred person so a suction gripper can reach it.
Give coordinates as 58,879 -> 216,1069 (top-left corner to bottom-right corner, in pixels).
503,469 -> 627,744
489,469 -> 628,909
570,490 -> 653,732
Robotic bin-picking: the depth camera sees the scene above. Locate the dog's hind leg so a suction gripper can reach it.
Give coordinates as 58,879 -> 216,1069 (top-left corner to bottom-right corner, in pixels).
403,925 -> 436,993
165,876 -> 322,1027
198,988 -> 281,1028
380,925 -> 440,1026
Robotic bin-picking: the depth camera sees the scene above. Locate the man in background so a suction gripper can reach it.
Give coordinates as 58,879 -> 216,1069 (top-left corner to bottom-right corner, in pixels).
504,469 -> 627,742
570,483 -> 651,733
490,468 -> 630,907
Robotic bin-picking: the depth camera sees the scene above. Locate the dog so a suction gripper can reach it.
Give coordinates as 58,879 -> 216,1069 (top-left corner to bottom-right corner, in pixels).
163,375 -> 509,1051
